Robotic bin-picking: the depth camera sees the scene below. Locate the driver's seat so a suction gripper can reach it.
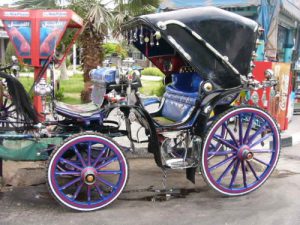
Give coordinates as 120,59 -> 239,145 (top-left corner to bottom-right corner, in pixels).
55,67 -> 119,120
55,102 -> 101,119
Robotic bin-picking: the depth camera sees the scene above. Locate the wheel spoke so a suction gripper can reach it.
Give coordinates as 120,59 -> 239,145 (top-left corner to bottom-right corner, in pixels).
223,123 -> 239,147
208,150 -> 235,156
55,171 -> 81,176
96,156 -> 118,170
251,149 -> 275,153
92,146 -> 108,167
97,177 -> 116,189
213,136 -> 239,151
216,158 -> 237,183
247,121 -> 268,144
243,113 -> 255,144
98,170 -> 121,175
87,142 -> 92,166
59,158 -> 83,171
253,157 -> 270,167
87,186 -> 91,204
73,182 -> 84,200
241,160 -> 247,187
73,145 -> 87,167
229,160 -> 241,189
95,185 -> 104,198
238,114 -> 243,145
60,177 -> 81,190
209,142 -> 216,150
209,155 -> 236,171
250,133 -> 273,148
246,161 -> 259,181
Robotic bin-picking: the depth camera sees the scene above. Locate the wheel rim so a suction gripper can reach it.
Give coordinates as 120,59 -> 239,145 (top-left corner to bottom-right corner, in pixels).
202,108 -> 280,195
48,135 -> 128,211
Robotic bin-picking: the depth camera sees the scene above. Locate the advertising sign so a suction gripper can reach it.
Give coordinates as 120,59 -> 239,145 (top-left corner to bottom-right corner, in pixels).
40,21 -> 66,57
3,20 -> 31,56
270,63 -> 291,130
250,62 -> 292,130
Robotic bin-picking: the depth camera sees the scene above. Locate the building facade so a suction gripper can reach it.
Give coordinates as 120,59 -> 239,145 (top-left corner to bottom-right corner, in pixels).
0,20 -> 9,65
160,0 -> 300,63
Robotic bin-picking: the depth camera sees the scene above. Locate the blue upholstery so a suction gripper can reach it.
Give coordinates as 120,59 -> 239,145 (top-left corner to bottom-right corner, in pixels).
90,67 -> 119,84
160,72 -> 203,122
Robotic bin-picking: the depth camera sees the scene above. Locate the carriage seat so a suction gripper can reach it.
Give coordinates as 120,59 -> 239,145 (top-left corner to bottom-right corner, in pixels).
154,72 -> 203,124
55,102 -> 101,119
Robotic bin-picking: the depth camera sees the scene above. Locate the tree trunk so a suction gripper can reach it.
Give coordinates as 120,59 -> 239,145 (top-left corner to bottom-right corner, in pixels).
80,28 -> 104,103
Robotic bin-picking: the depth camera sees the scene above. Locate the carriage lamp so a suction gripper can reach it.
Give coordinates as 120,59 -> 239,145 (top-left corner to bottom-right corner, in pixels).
34,78 -> 52,97
133,27 -> 138,42
203,82 -> 213,92
262,69 -> 278,90
150,33 -> 155,47
264,69 -> 274,80
139,25 -> 144,45
154,31 -> 161,46
129,30 -> 133,44
144,36 -> 150,43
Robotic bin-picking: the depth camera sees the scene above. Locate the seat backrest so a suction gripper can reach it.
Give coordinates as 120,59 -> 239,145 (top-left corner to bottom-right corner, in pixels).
89,67 -> 119,105
171,72 -> 202,93
161,72 -> 203,122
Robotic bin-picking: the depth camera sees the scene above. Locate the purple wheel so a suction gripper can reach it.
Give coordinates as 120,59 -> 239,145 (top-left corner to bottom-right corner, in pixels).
47,133 -> 128,211
201,106 -> 280,196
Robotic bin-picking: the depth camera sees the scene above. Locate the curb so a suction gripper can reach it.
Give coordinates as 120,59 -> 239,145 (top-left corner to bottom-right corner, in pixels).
281,135 -> 293,148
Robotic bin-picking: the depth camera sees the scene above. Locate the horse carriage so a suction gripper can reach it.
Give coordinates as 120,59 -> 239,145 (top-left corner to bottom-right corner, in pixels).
0,6 -> 280,211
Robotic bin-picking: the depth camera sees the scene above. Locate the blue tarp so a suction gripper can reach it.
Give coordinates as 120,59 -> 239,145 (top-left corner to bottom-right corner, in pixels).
160,0 -> 261,9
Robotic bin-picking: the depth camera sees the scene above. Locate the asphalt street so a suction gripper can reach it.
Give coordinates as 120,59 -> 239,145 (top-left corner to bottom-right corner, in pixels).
0,138 -> 300,225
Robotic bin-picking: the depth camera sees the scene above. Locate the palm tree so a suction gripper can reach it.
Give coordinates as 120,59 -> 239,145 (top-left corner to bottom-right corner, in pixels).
15,0 -> 58,8
15,0 -> 160,102
71,0 -> 160,102
69,0 -> 113,101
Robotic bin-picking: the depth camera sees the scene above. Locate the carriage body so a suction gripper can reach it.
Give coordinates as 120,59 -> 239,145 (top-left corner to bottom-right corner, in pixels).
0,7 -> 280,212
119,6 -> 280,199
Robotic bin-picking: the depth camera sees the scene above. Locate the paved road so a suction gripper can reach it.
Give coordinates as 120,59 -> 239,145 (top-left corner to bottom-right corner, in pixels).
1,140 -> 300,225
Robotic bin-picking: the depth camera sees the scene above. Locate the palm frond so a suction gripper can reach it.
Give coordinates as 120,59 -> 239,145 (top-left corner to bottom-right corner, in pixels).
14,0 -> 58,9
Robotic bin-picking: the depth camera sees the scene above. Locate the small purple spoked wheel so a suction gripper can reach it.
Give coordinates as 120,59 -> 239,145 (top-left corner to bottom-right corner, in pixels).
201,106 -> 280,196
47,132 -> 128,211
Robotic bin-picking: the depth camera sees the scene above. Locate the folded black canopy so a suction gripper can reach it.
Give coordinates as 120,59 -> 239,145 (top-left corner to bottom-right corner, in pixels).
122,6 -> 259,89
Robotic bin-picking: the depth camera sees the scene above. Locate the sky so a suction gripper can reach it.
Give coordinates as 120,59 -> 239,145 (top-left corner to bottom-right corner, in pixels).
0,0 -> 114,7
0,0 -> 17,6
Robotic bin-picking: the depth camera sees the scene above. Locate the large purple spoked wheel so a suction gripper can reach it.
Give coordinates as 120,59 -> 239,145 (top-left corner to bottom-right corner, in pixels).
47,132 -> 128,211
201,106 -> 280,196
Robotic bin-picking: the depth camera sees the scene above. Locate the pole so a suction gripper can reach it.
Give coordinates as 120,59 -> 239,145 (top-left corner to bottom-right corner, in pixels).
33,67 -> 45,121
73,43 -> 76,75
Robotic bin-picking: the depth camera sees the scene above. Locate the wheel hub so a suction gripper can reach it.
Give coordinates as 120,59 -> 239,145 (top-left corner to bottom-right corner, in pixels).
238,145 -> 254,161
82,167 -> 97,185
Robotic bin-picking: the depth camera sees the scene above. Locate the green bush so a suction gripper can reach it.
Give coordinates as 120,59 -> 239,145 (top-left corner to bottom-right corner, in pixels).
141,67 -> 164,77
55,88 -> 65,101
140,80 -> 165,97
103,43 -> 127,59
